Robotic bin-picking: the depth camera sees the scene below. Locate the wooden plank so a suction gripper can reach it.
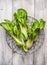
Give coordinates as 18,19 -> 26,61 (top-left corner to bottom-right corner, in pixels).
34,0 -> 47,65
0,0 -> 12,65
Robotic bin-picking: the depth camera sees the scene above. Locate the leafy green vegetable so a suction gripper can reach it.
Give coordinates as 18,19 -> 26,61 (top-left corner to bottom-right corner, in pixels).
26,19 -> 46,49
13,8 -> 28,39
17,8 -> 28,39
0,20 -> 24,46
0,8 -> 46,52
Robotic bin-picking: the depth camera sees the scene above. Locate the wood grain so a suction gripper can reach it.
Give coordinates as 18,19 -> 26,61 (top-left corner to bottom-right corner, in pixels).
0,0 -> 47,65
0,0 -> 12,65
34,0 -> 47,65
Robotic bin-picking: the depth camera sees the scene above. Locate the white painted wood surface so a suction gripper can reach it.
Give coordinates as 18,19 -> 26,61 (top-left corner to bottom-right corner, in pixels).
0,0 -> 47,65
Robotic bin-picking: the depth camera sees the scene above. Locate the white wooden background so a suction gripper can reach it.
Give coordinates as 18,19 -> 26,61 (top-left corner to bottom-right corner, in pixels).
0,0 -> 47,65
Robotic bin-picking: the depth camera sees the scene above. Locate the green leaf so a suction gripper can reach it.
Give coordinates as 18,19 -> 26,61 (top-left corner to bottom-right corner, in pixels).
39,19 -> 46,30
13,12 -> 17,20
0,20 -> 15,35
18,32 -> 25,41
4,19 -> 11,24
31,20 -> 39,31
17,8 -> 27,25
13,25 -> 19,36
